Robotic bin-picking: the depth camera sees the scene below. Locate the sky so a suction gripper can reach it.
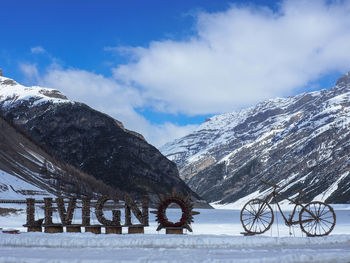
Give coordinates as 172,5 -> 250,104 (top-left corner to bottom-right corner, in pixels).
1,0 -> 350,147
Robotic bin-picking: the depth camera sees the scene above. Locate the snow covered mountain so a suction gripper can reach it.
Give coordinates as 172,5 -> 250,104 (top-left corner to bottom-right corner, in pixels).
161,72 -> 350,204
0,75 -> 200,202
0,76 -> 69,108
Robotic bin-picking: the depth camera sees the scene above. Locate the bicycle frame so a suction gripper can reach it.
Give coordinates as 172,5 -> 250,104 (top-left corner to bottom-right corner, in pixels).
241,181 -> 336,236
263,189 -> 307,226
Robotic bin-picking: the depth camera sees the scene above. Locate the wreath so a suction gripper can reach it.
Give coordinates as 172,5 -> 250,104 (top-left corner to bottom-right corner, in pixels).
152,189 -> 199,232
157,198 -> 188,227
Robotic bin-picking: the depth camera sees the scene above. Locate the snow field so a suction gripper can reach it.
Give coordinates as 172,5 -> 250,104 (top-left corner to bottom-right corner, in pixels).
1,233 -> 350,249
0,206 -> 349,262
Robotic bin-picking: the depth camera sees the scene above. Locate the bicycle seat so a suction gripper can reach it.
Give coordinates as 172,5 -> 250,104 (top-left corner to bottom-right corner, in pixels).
260,180 -> 280,189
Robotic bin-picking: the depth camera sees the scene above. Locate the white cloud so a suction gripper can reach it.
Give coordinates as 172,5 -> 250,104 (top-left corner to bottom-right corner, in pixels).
18,0 -> 350,147
19,63 -> 39,82
112,0 -> 350,115
30,46 -> 46,54
37,68 -> 197,147
143,122 -> 198,148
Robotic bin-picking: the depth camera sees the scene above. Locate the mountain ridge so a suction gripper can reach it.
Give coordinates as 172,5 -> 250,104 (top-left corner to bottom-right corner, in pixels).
161,72 -> 350,204
0,75 -> 201,203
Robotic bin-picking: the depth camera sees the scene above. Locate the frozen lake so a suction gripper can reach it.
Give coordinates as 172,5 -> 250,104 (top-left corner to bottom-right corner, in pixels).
0,204 -> 350,262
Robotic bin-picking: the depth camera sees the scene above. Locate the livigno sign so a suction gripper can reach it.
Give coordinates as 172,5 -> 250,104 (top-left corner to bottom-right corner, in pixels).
1,190 -> 199,235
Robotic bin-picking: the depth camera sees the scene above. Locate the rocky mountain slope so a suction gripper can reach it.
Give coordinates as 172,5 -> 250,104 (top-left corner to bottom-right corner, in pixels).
0,75 -> 199,201
0,113 -> 117,200
161,72 -> 350,204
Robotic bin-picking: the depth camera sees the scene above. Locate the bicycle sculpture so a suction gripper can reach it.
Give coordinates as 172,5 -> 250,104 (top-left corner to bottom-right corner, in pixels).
240,180 -> 336,237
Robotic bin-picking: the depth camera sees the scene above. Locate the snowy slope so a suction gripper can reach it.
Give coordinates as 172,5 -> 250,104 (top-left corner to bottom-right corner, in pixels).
0,170 -> 52,200
0,114 -> 60,199
161,72 -> 350,204
0,108 -> 113,200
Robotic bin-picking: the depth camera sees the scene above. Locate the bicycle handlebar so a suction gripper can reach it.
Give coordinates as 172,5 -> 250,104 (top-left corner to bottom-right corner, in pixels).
260,180 -> 280,189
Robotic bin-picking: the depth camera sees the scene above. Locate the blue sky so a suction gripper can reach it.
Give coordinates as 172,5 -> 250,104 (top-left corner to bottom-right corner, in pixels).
1,0 -> 349,146
1,0 -> 237,78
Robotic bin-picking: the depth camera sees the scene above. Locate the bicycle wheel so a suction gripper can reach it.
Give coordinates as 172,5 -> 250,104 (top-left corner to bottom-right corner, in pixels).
240,199 -> 274,234
299,201 -> 336,237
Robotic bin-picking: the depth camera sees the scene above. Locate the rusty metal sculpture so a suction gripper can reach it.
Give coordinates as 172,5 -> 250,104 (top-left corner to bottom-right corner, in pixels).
152,189 -> 199,234
240,180 -> 336,237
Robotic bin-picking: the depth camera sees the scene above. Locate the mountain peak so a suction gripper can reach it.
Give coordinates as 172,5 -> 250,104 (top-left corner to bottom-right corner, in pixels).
0,76 -> 18,86
0,76 -> 71,108
335,71 -> 350,87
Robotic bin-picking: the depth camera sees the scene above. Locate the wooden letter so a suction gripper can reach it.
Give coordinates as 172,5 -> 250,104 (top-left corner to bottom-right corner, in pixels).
95,196 -> 121,226
56,197 -> 76,225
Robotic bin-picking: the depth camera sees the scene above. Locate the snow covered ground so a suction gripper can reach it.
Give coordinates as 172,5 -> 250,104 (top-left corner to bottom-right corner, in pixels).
0,205 -> 349,262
